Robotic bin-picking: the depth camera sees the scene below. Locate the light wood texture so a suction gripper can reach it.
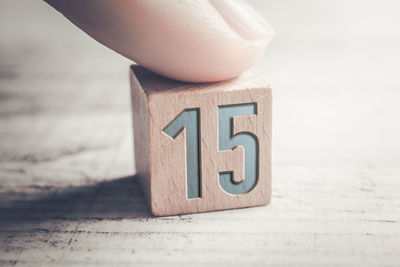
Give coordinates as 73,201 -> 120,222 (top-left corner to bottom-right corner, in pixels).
1,0 -> 400,266
130,66 -> 272,216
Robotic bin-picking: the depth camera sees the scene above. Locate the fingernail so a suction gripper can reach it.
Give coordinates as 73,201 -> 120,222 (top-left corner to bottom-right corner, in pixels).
210,0 -> 274,41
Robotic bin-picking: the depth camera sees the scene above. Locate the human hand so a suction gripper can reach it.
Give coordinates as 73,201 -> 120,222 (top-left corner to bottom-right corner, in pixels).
45,0 -> 274,82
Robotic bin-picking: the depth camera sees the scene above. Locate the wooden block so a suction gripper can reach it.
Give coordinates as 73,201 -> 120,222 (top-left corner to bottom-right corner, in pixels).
130,65 -> 272,216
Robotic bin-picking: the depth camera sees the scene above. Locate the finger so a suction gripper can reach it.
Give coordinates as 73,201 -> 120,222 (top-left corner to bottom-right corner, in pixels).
45,0 -> 274,82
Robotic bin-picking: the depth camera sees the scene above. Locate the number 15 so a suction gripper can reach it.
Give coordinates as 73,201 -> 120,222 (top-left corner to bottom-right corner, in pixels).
163,103 -> 259,199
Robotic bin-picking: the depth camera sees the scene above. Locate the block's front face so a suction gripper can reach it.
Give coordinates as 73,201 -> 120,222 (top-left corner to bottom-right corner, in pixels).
147,78 -> 272,216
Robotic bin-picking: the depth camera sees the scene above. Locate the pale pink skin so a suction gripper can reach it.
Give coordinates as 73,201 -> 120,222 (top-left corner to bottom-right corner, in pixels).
45,0 -> 274,82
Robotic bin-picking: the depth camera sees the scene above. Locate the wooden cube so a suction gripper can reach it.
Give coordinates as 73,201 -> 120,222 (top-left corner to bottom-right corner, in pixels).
130,65 -> 272,216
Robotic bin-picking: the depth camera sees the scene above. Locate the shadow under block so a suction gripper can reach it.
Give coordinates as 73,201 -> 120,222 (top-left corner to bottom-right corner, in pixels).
130,65 -> 272,216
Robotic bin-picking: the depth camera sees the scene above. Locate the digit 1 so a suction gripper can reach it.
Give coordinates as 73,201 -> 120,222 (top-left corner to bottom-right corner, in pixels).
218,103 -> 259,194
162,109 -> 201,199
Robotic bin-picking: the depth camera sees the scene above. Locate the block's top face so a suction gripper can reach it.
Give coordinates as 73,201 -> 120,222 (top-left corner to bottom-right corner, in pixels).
130,65 -> 270,96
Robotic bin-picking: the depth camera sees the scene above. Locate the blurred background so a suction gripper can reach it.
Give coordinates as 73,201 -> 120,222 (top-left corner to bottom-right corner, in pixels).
1,0 -> 399,266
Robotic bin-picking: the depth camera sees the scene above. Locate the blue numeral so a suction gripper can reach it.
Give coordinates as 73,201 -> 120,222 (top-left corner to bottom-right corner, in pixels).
162,109 -> 201,199
163,104 -> 259,198
218,103 -> 258,194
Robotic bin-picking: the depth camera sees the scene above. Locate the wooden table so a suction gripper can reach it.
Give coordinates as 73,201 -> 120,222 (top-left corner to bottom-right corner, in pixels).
1,1 -> 399,266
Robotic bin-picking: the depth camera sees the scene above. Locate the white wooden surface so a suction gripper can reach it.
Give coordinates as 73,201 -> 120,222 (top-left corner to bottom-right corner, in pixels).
1,0 -> 400,266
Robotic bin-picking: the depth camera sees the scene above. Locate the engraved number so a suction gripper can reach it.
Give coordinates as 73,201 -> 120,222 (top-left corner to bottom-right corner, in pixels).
163,104 -> 259,198
163,109 -> 201,199
218,103 -> 258,194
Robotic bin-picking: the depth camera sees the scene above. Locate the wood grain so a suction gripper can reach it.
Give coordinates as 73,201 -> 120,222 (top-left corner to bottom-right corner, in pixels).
1,0 -> 400,266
